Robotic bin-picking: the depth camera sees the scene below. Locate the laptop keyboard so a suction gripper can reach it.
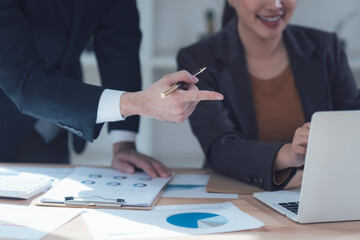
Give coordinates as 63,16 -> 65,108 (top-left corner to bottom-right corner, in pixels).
278,201 -> 299,215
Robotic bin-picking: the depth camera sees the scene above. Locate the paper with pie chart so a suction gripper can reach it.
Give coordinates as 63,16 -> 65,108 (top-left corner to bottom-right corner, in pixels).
82,202 -> 264,239
166,212 -> 229,228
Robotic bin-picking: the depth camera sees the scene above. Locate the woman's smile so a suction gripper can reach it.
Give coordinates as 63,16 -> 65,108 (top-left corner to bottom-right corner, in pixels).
256,12 -> 285,28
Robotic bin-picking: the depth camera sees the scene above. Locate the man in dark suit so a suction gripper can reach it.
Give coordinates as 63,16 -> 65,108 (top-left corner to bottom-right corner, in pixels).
0,0 -> 223,178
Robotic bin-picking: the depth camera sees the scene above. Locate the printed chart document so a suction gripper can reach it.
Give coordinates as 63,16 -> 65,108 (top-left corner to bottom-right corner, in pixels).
82,202 -> 264,239
0,204 -> 83,240
40,167 -> 172,207
162,174 -> 238,199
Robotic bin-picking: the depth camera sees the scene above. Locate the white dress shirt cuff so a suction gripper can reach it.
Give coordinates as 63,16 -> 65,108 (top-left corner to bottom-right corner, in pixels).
96,89 -> 125,124
110,130 -> 136,144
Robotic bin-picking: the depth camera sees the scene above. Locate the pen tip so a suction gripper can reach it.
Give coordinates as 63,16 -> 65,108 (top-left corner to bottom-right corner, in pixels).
200,67 -> 206,72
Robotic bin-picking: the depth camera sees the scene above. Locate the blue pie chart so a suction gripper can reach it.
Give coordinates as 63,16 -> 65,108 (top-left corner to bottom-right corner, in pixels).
166,212 -> 228,229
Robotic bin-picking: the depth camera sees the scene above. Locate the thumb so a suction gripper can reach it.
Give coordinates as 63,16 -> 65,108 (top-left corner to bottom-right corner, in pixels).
164,70 -> 198,86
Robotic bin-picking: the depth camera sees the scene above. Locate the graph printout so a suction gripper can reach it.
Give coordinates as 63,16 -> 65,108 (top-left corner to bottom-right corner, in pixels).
82,202 -> 264,239
40,167 -> 172,206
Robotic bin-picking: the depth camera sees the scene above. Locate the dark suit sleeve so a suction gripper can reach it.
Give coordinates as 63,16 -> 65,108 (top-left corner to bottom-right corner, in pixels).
177,48 -> 296,191
0,0 -> 104,141
94,0 -> 141,134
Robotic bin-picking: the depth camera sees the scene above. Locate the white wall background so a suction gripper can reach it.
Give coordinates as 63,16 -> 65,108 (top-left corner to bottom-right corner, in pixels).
291,0 -> 360,56
72,0 -> 360,167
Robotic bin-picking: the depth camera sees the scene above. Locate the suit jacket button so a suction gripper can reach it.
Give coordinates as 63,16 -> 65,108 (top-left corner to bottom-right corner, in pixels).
259,178 -> 264,185
75,130 -> 83,137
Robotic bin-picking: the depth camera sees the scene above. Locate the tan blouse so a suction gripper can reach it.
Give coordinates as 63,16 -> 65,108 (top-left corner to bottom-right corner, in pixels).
250,64 -> 305,143
250,65 -> 305,185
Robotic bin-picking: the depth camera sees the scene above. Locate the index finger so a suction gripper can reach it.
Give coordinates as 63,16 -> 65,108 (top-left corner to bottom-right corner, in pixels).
180,89 -> 224,102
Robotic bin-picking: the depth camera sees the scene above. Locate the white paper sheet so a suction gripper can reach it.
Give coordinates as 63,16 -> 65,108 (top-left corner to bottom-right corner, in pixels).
0,166 -> 72,186
82,202 -> 264,239
162,174 -> 238,199
41,167 -> 172,206
168,174 -> 210,185
0,204 -> 83,240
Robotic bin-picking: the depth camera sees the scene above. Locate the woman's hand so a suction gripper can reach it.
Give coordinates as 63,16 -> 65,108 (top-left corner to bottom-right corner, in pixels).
275,122 -> 311,171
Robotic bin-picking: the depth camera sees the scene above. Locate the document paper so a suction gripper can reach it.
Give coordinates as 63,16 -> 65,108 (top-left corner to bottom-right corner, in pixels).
82,202 -> 264,239
0,204 -> 82,240
162,174 -> 238,199
40,167 -> 171,206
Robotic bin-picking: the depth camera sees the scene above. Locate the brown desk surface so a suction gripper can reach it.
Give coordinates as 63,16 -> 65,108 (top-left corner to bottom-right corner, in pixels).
1,164 -> 360,240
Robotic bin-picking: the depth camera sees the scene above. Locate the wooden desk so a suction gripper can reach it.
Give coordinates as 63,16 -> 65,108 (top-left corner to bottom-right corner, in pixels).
1,164 -> 360,240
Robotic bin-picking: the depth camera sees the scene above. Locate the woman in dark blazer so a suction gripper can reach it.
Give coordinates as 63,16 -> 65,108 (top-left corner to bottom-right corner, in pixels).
177,0 -> 360,190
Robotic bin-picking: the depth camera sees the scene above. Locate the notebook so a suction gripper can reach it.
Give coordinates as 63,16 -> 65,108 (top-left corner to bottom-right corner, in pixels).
254,110 -> 360,223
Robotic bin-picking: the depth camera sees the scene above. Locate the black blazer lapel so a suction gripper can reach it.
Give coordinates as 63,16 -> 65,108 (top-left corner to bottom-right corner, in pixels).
55,0 -> 73,33
284,26 -> 329,121
216,19 -> 258,140
214,21 -> 330,139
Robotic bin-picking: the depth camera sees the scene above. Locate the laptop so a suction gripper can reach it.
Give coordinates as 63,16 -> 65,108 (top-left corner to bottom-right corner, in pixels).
254,110 -> 360,224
